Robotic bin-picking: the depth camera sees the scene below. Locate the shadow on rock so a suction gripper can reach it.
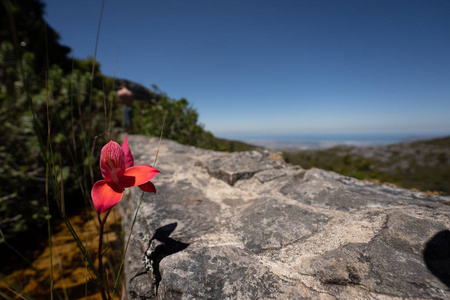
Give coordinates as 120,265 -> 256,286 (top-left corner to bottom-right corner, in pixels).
423,229 -> 450,288
148,223 -> 189,290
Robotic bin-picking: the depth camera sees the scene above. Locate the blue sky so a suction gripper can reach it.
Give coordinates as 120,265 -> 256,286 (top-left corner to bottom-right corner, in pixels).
43,0 -> 450,138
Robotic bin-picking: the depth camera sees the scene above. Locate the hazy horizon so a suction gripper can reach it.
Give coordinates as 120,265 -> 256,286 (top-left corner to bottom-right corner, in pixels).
217,131 -> 449,150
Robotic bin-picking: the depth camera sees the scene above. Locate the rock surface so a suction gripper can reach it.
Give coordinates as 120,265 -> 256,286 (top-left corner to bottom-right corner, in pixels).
119,135 -> 450,300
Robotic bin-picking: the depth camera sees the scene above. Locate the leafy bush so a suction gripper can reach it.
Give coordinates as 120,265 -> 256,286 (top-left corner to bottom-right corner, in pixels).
0,41 -> 116,238
134,96 -> 219,150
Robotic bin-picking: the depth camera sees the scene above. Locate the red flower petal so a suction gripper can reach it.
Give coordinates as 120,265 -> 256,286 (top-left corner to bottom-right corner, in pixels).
121,135 -> 134,168
100,141 -> 126,183
119,165 -> 160,188
91,180 -> 124,214
139,181 -> 156,193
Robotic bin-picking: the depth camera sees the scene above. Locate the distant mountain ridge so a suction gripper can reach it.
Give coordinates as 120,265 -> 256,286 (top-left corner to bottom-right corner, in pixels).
283,136 -> 450,195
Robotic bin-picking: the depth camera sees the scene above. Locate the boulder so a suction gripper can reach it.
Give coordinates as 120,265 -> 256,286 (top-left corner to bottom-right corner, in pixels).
119,135 -> 450,299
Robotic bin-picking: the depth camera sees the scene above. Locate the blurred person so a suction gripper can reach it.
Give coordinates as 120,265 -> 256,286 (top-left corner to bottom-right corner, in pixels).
117,84 -> 134,131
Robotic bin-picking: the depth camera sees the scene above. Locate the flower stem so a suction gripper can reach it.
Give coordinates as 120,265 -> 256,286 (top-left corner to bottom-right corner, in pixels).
111,191 -> 145,298
98,209 -> 111,300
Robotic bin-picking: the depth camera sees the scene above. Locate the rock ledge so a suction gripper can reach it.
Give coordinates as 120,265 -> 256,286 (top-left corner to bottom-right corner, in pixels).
119,135 -> 450,300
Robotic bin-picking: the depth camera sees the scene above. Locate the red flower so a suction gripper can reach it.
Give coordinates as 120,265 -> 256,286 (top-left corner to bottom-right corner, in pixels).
91,136 -> 159,214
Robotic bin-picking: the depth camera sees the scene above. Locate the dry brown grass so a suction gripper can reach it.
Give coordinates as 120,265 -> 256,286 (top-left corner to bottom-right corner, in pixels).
0,208 -> 124,299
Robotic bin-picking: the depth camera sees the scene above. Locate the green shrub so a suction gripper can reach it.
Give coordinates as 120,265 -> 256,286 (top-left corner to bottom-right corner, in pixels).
134,96 -> 219,149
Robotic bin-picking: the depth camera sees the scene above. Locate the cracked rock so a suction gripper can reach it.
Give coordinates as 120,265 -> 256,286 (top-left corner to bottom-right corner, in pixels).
119,135 -> 450,299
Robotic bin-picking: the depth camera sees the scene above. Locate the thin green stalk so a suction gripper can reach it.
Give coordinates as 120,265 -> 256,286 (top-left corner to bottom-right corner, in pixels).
0,229 -> 59,297
67,66 -> 93,204
69,51 -> 77,162
63,214 -> 109,295
88,0 -> 106,141
45,72 -> 54,300
49,78 -> 89,207
112,118 -> 166,298
107,43 -> 120,139
58,154 -> 65,217
103,80 -> 108,134
62,216 -> 103,286
91,0 -> 106,81
0,290 -> 16,300
60,215 -> 106,299
153,111 -> 167,168
89,135 -> 102,203
111,191 -> 145,298
85,235 -> 89,300
45,168 -> 54,300
97,209 -> 112,300
113,44 -> 119,80
86,0 -> 106,191
0,276 -> 32,300
107,210 -> 121,268
55,250 -> 69,300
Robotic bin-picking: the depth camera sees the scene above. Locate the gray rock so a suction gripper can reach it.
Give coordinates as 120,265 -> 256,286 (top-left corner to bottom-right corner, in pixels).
309,212 -> 449,298
231,198 -> 329,252
254,169 -> 288,183
158,245 -> 284,299
119,135 -> 450,300
198,150 -> 282,186
279,168 -> 444,210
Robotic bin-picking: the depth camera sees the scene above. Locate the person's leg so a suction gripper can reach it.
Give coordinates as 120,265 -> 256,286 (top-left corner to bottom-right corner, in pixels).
128,107 -> 134,130
122,106 -> 130,128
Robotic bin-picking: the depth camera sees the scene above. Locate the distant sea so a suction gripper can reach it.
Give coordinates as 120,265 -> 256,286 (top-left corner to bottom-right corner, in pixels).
222,133 -> 449,151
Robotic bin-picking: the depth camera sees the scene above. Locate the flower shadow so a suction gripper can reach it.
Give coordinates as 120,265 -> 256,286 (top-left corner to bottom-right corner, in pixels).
148,223 -> 190,290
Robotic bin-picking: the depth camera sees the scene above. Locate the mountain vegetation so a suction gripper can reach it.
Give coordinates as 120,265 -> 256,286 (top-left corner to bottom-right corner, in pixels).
283,136 -> 450,195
